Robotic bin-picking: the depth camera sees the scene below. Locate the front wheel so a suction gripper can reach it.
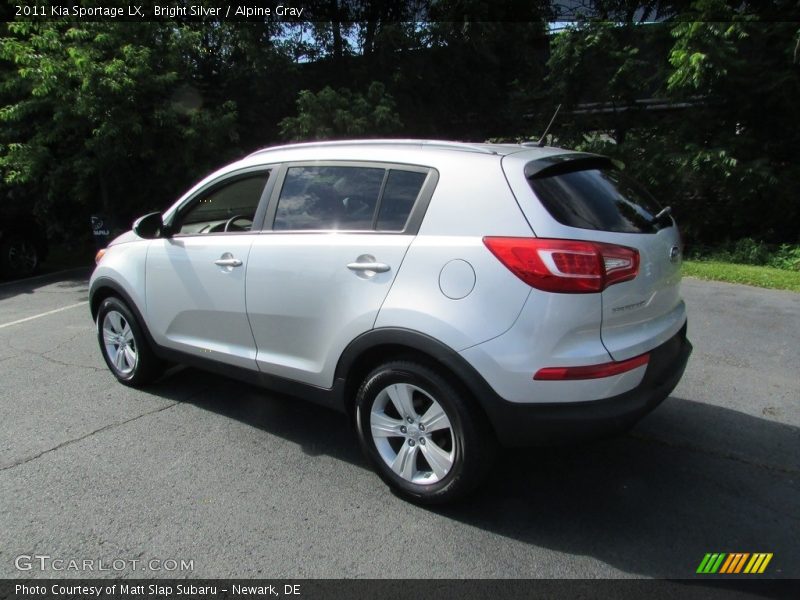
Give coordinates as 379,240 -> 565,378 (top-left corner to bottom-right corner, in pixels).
355,361 -> 495,504
96,297 -> 162,386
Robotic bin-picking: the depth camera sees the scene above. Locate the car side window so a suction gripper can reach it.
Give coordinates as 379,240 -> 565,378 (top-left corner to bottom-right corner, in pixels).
274,166 -> 384,231
174,173 -> 269,235
376,170 -> 428,231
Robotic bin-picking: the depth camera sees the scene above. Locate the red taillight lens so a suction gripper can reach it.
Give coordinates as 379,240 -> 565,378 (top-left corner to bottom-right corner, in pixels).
534,353 -> 650,380
482,237 -> 639,293
602,245 -> 641,287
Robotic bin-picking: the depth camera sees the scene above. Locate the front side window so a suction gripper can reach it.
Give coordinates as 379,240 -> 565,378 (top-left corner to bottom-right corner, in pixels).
175,172 -> 269,235
274,166 -> 385,231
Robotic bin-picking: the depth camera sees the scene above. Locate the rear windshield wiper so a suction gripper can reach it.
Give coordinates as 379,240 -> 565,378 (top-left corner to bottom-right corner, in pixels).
651,206 -> 672,223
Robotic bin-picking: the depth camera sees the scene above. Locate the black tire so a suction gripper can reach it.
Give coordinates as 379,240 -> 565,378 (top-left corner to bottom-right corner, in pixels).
96,296 -> 162,387
355,360 -> 496,505
0,234 -> 39,278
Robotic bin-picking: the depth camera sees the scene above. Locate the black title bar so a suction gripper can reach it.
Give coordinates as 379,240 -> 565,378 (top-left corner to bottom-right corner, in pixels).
1,579 -> 798,600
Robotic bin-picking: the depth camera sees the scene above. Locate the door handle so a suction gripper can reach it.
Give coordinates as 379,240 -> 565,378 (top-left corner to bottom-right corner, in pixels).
347,262 -> 390,273
214,257 -> 243,267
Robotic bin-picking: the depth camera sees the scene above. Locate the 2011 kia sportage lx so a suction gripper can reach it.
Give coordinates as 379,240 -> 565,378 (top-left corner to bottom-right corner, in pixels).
90,140 -> 692,503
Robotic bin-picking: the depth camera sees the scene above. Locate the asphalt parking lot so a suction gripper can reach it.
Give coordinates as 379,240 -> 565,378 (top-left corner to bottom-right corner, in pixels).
0,269 -> 798,579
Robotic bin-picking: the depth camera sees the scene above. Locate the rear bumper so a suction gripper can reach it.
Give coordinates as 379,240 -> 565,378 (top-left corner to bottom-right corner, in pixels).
484,323 -> 692,447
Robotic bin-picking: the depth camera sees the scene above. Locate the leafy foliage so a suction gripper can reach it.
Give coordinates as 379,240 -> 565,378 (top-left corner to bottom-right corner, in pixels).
688,238 -> 800,271
540,1 -> 800,245
0,2 -> 796,251
0,22 -> 242,236
279,82 -> 402,141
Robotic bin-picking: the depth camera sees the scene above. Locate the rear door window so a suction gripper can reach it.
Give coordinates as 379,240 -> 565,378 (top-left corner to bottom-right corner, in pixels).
274,166 -> 384,231
273,165 -> 429,232
528,164 -> 667,233
376,170 -> 428,231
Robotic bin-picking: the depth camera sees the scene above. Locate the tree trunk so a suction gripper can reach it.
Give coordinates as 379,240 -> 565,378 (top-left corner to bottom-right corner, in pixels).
99,170 -> 110,216
332,21 -> 343,60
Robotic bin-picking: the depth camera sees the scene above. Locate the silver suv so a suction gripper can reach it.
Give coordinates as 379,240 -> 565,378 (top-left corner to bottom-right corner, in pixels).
90,140 -> 692,503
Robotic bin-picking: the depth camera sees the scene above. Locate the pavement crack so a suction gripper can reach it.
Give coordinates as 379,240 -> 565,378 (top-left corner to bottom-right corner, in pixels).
35,353 -> 106,372
0,401 -> 182,473
629,432 -> 800,476
5,332 -> 106,372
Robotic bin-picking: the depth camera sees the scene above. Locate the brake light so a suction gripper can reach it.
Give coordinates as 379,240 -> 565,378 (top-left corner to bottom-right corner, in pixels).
534,353 -> 650,380
482,237 -> 639,293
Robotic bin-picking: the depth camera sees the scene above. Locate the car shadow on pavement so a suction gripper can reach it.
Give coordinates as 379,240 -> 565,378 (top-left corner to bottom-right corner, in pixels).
156,366 -> 364,465
436,396 -> 800,579
152,368 -> 799,579
0,269 -> 91,301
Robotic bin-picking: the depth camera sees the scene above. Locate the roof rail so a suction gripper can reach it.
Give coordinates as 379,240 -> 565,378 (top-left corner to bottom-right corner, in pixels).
246,139 -> 500,158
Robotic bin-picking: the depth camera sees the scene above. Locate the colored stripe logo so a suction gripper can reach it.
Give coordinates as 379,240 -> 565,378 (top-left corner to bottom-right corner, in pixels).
697,553 -> 773,574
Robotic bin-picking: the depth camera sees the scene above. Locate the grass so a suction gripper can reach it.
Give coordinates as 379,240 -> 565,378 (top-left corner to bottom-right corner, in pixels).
682,260 -> 800,292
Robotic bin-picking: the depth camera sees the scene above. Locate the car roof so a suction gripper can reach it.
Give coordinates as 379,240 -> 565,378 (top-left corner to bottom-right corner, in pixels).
245,139 -> 566,159
162,139 -> 588,222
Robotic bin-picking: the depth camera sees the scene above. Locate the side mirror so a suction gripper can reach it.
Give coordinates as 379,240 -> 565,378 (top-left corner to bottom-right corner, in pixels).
132,212 -> 164,239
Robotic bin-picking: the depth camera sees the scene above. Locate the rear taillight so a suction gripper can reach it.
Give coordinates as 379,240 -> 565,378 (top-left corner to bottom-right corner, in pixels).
482,237 -> 639,293
534,353 -> 650,380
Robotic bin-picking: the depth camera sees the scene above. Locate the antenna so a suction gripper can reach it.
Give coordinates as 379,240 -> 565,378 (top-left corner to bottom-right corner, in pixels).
536,104 -> 562,147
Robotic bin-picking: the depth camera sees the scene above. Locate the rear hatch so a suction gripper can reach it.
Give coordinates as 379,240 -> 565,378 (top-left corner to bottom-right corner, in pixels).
502,151 -> 686,361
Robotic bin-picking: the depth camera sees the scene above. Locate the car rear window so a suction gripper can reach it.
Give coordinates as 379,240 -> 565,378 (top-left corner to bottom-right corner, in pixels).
528,163 -> 667,234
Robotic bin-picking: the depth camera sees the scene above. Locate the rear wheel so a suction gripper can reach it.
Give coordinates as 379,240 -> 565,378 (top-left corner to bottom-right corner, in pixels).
97,297 -> 162,386
355,360 -> 495,504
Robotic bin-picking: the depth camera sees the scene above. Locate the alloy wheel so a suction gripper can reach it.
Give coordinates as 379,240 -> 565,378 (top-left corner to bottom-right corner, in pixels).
102,310 -> 138,376
370,383 -> 455,485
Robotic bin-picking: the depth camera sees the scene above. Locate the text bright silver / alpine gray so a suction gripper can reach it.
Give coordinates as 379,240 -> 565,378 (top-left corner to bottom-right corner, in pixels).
90,139 -> 692,503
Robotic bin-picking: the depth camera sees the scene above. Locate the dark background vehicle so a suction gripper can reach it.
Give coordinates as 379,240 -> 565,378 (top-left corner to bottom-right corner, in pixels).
0,208 -> 48,279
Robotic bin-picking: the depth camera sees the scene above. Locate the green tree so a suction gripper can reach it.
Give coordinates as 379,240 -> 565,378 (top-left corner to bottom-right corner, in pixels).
539,0 -> 800,244
663,1 -> 799,243
0,22 -> 240,237
279,82 -> 402,141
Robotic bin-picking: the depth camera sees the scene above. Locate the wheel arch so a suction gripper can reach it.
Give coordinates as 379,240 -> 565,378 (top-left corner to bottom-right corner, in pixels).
89,277 -> 158,350
334,328 -> 500,436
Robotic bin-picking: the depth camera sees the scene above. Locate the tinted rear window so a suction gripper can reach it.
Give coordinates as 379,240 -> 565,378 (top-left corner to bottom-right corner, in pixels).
528,167 -> 666,233
376,170 -> 427,231
274,166 -> 384,231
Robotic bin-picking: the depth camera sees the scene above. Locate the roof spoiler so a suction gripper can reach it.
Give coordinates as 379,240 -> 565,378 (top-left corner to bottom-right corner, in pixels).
524,153 -> 614,179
